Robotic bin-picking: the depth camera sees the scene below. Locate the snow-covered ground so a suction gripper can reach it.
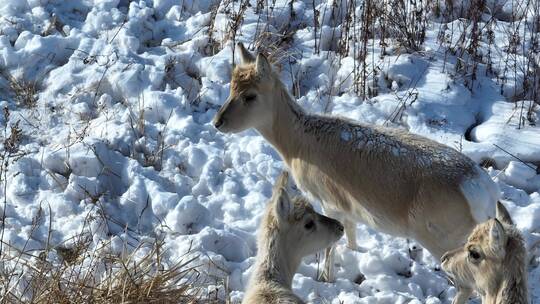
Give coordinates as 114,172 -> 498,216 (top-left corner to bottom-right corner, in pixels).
0,0 -> 539,303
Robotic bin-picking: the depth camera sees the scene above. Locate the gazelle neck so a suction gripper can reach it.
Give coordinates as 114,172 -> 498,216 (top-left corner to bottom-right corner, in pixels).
253,230 -> 301,288
256,81 -> 306,163
485,244 -> 528,304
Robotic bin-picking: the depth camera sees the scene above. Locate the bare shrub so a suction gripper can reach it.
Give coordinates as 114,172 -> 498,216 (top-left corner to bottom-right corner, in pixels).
382,0 -> 428,52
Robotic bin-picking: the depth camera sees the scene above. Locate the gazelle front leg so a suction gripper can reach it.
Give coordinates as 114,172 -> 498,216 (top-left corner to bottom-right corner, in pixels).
318,207 -> 343,282
319,245 -> 336,282
344,219 -> 358,251
318,220 -> 359,282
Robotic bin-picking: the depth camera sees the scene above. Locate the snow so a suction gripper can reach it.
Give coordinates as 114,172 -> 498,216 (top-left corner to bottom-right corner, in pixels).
502,161 -> 540,193
470,100 -> 540,167
0,0 -> 539,303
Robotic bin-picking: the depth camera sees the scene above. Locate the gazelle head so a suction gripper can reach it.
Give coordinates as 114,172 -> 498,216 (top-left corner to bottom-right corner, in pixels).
213,43 -> 278,133
264,171 -> 344,259
441,201 -> 525,298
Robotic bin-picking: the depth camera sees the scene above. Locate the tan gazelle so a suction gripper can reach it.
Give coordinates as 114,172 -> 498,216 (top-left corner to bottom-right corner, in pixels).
214,43 -> 500,300
441,201 -> 528,304
242,171 -> 344,304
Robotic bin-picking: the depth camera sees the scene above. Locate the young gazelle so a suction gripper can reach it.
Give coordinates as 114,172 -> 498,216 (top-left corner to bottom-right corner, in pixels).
214,44 -> 499,301
242,171 -> 344,304
441,202 -> 528,304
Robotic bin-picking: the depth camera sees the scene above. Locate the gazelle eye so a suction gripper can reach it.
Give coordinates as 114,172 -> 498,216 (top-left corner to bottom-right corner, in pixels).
244,94 -> 256,103
304,220 -> 315,230
468,249 -> 481,261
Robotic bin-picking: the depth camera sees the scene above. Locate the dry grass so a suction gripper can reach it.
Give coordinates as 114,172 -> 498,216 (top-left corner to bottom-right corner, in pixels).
4,120 -> 22,154
0,201 -> 221,304
0,235 -> 217,304
0,69 -> 38,108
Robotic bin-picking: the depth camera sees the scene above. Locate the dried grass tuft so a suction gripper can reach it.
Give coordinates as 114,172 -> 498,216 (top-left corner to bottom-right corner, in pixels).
0,69 -> 38,108
1,232 -> 219,304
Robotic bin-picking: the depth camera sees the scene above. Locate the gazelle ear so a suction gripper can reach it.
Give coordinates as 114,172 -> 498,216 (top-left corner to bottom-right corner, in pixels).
237,42 -> 255,64
489,218 -> 507,253
496,201 -> 514,225
255,53 -> 272,76
274,187 -> 293,223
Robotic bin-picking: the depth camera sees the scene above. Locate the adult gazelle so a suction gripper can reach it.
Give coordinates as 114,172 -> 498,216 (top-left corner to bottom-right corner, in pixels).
214,43 -> 500,304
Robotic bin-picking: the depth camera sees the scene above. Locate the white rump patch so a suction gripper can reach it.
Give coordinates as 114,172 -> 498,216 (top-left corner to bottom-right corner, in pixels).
460,166 -> 499,223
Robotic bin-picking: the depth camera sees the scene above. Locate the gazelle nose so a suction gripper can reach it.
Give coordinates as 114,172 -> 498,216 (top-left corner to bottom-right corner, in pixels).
214,117 -> 223,129
337,222 -> 344,232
